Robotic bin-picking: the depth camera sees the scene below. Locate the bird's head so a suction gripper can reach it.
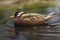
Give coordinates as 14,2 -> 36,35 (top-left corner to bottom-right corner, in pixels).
9,10 -> 25,19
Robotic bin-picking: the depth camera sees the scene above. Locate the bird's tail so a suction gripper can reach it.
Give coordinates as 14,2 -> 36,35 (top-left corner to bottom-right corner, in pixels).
45,12 -> 55,21
48,12 -> 55,16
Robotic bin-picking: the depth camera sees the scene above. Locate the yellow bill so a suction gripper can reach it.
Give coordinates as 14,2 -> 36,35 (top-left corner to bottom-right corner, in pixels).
9,16 -> 14,19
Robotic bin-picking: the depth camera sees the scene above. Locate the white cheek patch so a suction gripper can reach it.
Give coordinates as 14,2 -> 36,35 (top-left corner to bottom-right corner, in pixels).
17,13 -> 21,17
17,12 -> 24,17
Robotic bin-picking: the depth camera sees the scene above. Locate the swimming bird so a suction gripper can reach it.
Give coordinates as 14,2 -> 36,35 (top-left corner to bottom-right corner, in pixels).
10,10 -> 55,26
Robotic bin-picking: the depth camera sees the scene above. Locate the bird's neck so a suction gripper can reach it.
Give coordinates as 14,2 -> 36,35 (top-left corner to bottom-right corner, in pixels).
15,13 -> 24,22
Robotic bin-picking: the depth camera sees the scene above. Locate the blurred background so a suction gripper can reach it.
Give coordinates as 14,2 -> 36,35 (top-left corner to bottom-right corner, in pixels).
0,0 -> 60,40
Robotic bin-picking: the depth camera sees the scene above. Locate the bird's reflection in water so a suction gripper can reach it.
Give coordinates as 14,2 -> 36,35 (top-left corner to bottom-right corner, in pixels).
13,24 -> 60,40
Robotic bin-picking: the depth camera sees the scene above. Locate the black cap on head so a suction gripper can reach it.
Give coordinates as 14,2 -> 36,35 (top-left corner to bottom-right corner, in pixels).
15,10 -> 24,18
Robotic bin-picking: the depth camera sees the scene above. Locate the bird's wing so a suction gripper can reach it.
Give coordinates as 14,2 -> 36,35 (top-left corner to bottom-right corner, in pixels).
22,14 -> 45,22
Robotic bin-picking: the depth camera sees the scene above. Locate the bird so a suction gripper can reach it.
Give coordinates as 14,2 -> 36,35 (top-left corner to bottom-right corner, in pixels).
14,11 -> 55,26
10,10 -> 55,26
